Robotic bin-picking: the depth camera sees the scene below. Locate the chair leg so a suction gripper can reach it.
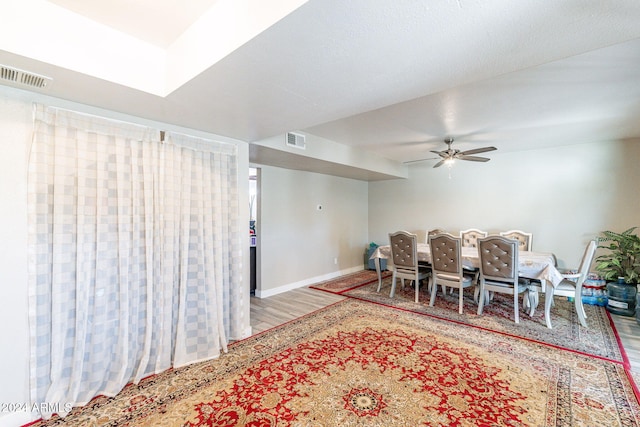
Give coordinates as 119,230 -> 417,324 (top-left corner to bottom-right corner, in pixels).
477,284 -> 485,315
415,277 -> 420,303
544,288 -> 554,329
474,289 -> 489,305
458,286 -> 464,314
575,293 -> 588,327
429,281 -> 438,307
390,272 -> 397,298
513,291 -> 520,324
526,288 -> 539,317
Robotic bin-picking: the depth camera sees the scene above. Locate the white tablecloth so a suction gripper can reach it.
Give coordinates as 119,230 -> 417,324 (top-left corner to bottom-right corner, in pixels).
370,244 -> 563,287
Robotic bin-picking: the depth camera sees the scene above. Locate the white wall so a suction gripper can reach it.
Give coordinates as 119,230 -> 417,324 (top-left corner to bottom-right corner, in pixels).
256,165 -> 369,296
369,139 -> 640,268
0,85 -> 250,427
0,88 -> 32,427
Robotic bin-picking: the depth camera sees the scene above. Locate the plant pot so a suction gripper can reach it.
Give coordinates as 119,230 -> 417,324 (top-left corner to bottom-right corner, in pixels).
606,278 -> 637,317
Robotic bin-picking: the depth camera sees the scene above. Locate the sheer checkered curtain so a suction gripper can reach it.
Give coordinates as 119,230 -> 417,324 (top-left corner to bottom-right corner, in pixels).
27,104 -> 246,419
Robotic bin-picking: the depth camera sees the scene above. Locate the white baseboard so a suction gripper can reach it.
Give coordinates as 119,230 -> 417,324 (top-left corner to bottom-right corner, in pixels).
255,266 -> 363,298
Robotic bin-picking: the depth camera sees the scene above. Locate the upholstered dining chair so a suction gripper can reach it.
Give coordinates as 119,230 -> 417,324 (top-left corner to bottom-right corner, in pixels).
499,230 -> 532,251
529,240 -> 597,328
426,228 -> 445,244
429,233 -> 475,314
476,236 -> 530,323
388,231 -> 431,303
460,228 -> 488,248
459,228 -> 487,289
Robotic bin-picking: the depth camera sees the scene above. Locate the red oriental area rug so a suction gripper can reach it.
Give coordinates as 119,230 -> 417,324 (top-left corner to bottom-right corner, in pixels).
314,272 -> 623,362
31,299 -> 640,426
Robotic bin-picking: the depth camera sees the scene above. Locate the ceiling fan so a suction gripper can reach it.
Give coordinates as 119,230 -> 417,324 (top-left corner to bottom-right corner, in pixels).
404,137 -> 497,168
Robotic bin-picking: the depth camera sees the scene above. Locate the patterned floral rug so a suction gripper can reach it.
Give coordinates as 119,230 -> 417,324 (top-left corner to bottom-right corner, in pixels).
309,269 -> 391,294
344,276 -> 624,362
30,299 -> 639,426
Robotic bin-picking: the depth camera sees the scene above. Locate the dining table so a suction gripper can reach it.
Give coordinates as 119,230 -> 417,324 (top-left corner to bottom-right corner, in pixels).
370,243 -> 564,329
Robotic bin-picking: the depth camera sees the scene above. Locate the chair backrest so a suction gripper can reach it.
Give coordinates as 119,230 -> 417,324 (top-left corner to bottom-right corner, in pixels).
499,230 -> 532,251
389,231 -> 419,272
426,228 -> 445,244
555,240 -> 597,301
429,233 -> 463,276
577,240 -> 598,283
478,236 -> 519,283
460,228 -> 488,248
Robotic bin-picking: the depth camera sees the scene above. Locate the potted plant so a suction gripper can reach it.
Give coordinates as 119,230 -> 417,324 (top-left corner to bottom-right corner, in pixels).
595,227 -> 640,316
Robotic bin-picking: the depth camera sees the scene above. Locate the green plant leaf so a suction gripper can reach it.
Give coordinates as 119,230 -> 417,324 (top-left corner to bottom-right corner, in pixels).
595,227 -> 640,284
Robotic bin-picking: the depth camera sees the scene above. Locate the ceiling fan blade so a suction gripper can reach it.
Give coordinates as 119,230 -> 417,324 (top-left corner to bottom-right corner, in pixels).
433,160 -> 446,168
458,155 -> 490,162
459,146 -> 497,156
403,157 -> 439,164
430,150 -> 447,158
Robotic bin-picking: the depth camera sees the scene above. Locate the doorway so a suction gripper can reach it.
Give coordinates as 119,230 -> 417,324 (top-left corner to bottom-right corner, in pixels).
249,167 -> 258,295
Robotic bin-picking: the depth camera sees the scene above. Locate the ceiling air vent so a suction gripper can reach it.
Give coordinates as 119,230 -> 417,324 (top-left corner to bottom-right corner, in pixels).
286,132 -> 306,149
0,64 -> 52,89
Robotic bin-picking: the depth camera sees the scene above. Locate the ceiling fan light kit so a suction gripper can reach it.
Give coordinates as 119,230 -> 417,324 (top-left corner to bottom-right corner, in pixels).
404,137 -> 497,168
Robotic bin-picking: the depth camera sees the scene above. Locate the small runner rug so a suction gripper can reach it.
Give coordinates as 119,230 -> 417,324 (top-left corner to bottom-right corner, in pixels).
344,275 -> 623,362
309,269 -> 390,294
30,299 -> 639,426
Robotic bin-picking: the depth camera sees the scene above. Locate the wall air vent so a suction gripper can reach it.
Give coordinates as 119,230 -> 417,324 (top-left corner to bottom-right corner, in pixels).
286,132 -> 306,150
0,64 -> 52,89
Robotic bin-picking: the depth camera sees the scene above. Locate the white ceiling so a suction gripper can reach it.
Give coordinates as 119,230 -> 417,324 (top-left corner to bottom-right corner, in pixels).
2,0 -> 640,179
47,0 -> 220,48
